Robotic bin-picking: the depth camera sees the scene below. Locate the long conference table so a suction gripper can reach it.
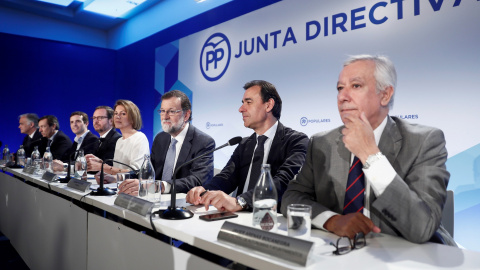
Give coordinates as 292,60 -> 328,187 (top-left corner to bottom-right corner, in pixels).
1,167 -> 479,270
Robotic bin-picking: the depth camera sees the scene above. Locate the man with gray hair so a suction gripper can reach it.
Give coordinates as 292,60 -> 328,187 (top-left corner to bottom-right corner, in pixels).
18,113 -> 42,157
281,55 -> 455,246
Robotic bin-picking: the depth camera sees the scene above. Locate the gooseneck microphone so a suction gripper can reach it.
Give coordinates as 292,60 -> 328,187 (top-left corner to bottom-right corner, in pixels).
157,136 -> 242,220
90,159 -> 136,196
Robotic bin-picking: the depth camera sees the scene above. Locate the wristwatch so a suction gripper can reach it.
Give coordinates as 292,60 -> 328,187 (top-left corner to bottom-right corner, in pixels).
236,196 -> 247,210
363,152 -> 384,169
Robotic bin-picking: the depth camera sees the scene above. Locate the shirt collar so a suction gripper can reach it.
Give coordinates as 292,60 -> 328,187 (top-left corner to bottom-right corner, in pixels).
75,130 -> 90,143
256,120 -> 278,140
373,116 -> 388,146
100,128 -> 113,139
49,130 -> 58,141
29,129 -> 37,139
171,122 -> 189,144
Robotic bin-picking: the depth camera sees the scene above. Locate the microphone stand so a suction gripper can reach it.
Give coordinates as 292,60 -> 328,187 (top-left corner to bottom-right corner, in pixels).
90,159 -> 136,196
156,136 -> 242,220
58,150 -> 79,183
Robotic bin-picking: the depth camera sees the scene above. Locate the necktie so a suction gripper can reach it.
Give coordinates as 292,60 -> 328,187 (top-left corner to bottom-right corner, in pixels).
343,156 -> 365,214
47,139 -> 52,148
99,137 -> 105,148
247,135 -> 268,191
162,138 -> 177,181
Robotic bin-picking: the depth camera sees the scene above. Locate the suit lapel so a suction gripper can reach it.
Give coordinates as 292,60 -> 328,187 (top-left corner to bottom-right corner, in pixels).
334,127 -> 351,209
176,125 -> 194,167
266,123 -> 284,164
237,133 -> 256,193
379,117 -> 402,169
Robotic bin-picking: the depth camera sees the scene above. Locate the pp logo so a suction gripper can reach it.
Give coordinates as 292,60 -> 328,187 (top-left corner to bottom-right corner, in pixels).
200,33 -> 231,82
300,117 -> 308,126
206,122 -> 211,129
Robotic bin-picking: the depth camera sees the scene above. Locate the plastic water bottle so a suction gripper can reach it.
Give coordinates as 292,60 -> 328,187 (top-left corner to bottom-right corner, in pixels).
31,146 -> 42,175
17,145 -> 26,167
43,147 -> 53,173
2,144 -> 10,163
252,164 -> 278,232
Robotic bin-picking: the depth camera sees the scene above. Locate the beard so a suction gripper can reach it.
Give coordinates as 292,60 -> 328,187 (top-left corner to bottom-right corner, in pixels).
162,120 -> 184,135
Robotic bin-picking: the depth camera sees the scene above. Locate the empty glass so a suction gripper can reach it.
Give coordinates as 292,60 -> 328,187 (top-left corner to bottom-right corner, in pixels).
287,204 -> 312,239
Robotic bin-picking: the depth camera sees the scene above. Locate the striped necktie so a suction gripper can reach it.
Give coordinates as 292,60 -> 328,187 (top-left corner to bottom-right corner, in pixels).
343,156 -> 365,214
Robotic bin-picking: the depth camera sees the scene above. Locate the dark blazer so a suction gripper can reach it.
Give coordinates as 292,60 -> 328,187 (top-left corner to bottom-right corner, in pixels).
22,129 -> 43,157
151,124 -> 215,193
281,116 -> 455,246
94,129 -> 122,165
203,122 -> 309,209
61,131 -> 100,162
40,130 -> 73,160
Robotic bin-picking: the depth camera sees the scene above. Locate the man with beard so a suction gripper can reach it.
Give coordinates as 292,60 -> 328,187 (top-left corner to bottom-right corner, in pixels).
91,106 -> 121,166
119,90 -> 215,195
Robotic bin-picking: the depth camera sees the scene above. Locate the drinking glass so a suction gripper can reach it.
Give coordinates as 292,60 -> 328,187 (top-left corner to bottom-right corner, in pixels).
287,204 -> 312,239
116,172 -> 132,192
75,158 -> 87,179
139,180 -> 161,206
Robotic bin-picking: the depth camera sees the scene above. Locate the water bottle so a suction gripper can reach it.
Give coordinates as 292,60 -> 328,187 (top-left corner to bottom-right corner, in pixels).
2,144 -> 10,163
31,146 -> 42,175
17,145 -> 26,167
75,149 -> 87,180
138,154 -> 158,203
252,164 -> 278,232
43,147 -> 53,173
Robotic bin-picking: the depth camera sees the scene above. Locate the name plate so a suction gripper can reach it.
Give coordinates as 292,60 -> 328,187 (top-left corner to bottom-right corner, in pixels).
23,166 -> 35,174
67,178 -> 91,193
114,193 -> 154,217
42,171 -> 59,182
218,221 -> 313,266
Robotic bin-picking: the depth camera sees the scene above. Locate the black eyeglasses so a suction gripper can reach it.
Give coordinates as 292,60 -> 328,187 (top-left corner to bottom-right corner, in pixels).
330,232 -> 366,255
91,116 -> 108,121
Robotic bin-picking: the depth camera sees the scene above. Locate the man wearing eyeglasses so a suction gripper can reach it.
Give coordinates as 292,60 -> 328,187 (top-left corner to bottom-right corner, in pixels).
118,90 -> 215,195
91,106 -> 121,166
281,55 -> 455,246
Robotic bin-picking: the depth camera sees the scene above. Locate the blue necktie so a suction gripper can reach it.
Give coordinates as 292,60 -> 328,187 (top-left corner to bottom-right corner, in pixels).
162,138 -> 177,181
343,156 -> 365,214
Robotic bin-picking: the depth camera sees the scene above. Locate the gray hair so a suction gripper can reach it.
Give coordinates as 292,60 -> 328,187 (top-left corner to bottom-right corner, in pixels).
344,54 -> 396,109
19,113 -> 39,127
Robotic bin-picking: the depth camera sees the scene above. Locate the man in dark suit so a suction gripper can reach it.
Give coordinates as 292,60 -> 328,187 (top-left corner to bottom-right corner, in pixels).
38,115 -> 72,160
91,106 -> 121,164
281,55 -> 455,246
118,90 -> 215,195
186,80 -> 309,212
50,112 -> 99,171
18,113 -> 42,157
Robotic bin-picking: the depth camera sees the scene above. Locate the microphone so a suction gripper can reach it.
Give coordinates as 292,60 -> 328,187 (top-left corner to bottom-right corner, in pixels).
157,136 -> 242,220
90,159 -> 136,196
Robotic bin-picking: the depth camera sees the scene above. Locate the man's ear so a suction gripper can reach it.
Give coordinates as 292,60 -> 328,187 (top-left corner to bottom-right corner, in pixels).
381,86 -> 394,107
265,98 -> 275,113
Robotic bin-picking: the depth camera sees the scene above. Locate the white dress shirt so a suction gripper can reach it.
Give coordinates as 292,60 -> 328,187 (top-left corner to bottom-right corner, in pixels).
162,123 -> 189,193
242,121 -> 278,193
312,116 -> 397,229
